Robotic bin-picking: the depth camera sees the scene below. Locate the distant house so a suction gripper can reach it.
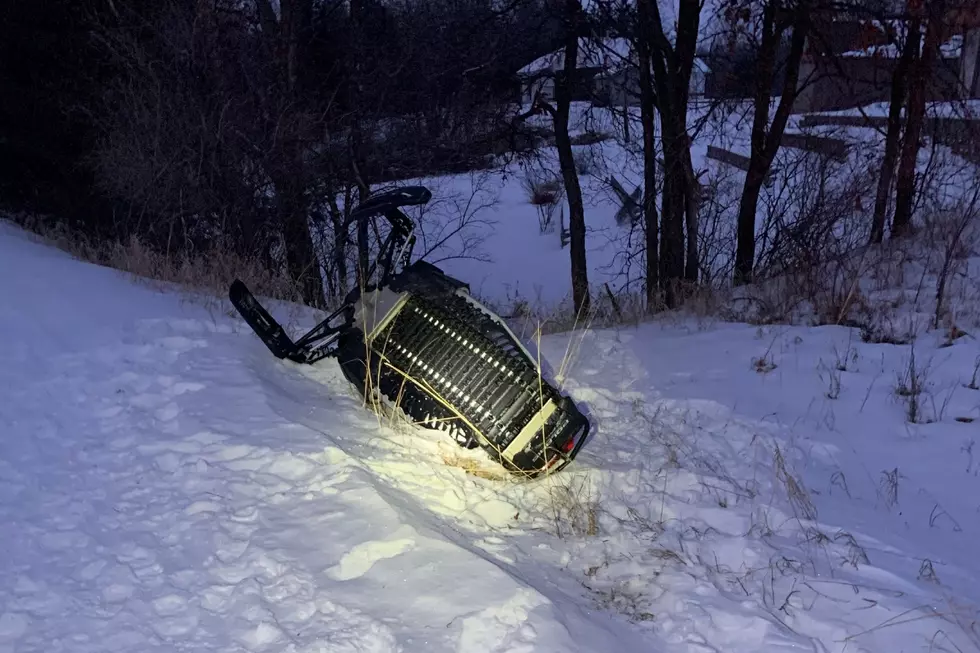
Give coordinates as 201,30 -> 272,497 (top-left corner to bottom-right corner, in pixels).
689,57 -> 711,96
951,5 -> 980,97
517,37 -> 633,106
794,9 -> 980,114
964,29 -> 980,97
517,37 -> 710,107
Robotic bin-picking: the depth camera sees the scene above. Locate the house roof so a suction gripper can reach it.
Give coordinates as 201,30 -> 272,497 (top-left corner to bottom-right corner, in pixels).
519,36 -> 711,78
841,34 -> 964,59
517,37 -> 634,77
816,9 -> 979,59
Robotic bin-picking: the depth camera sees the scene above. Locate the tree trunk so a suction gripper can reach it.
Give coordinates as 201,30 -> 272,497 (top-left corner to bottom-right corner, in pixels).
355,174 -> 370,287
554,0 -> 591,317
893,6 -> 941,238
327,192 -> 349,303
349,0 -> 371,288
257,0 -> 325,308
278,167 -> 325,308
636,0 -> 659,310
734,0 -> 809,285
870,20 -> 916,245
647,31 -> 683,307
674,0 -> 701,285
658,146 -> 685,305
682,145 -> 700,282
645,0 -> 701,307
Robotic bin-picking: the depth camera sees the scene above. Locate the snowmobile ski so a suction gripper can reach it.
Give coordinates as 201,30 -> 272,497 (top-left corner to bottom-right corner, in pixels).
229,280 -> 304,362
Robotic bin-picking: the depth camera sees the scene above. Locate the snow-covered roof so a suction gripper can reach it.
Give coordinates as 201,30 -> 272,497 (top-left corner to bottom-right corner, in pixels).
518,37 -> 634,77
520,37 -> 711,79
841,34 -> 964,59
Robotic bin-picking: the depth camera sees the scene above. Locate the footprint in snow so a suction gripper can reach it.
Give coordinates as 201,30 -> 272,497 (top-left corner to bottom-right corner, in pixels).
237,621 -> 284,651
152,594 -> 188,618
158,335 -> 208,353
72,559 -> 108,582
327,537 -> 417,581
456,588 -> 547,653
154,402 -> 181,422
0,613 -> 29,643
39,530 -> 89,552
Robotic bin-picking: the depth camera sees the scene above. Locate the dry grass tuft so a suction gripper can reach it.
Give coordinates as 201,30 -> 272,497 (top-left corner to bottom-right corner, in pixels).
440,453 -> 510,481
523,175 -> 563,207
14,216 -> 308,319
546,472 -> 601,538
773,445 -> 817,522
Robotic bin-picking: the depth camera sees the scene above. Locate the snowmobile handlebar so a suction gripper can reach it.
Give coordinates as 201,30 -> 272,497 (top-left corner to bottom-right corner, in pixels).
351,186 -> 432,286
351,186 -> 431,239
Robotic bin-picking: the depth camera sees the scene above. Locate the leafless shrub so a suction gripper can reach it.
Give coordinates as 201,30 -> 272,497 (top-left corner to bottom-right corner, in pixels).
574,148 -> 597,176
546,472 -> 601,539
859,306 -> 920,345
569,130 -> 613,146
525,176 -> 563,206
925,196 -> 980,330
834,530 -> 870,568
833,333 -> 857,371
19,217 -> 305,313
773,445 -> 817,522
819,360 -> 842,399
696,165 -> 741,286
967,356 -> 980,390
520,167 -> 564,235
753,354 -> 778,374
918,559 -> 940,584
895,345 -> 933,423
879,467 -> 901,510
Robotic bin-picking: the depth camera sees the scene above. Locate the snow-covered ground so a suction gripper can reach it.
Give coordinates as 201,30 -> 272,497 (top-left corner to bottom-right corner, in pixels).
404,99 -> 976,318
5,195 -> 980,653
393,101 -> 742,311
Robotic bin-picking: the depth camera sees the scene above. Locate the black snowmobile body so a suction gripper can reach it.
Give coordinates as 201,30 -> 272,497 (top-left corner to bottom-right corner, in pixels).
229,186 -> 589,478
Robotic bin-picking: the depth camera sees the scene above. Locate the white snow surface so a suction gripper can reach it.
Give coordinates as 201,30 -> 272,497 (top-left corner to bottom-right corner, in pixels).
4,219 -> 980,653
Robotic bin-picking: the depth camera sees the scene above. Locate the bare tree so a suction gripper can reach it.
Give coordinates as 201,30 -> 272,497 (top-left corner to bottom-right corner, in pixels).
871,13 -> 917,244
253,0 -> 329,307
532,0 -> 592,317
732,0 -> 813,286
892,0 -> 946,237
636,0 -> 660,309
644,0 -> 703,306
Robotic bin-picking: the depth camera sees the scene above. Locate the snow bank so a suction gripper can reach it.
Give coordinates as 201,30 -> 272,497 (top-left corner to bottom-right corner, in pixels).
5,217 -> 980,653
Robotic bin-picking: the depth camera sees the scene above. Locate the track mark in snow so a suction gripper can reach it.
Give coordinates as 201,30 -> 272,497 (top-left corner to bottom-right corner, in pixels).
456,588 -> 547,653
38,530 -> 89,552
154,402 -> 181,422
265,454 -> 321,481
214,530 -> 251,564
238,621 -> 283,651
473,537 -> 517,563
152,594 -> 189,617
185,500 -> 223,516
0,613 -> 29,642
328,536 -> 417,581
312,599 -> 402,653
154,452 -> 182,472
73,559 -> 107,582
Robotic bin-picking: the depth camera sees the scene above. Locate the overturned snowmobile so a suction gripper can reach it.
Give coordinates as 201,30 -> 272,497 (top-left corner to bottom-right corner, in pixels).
229,186 -> 589,478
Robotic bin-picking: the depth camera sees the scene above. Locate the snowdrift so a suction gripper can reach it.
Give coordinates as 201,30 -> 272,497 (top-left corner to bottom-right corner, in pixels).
3,220 -> 980,653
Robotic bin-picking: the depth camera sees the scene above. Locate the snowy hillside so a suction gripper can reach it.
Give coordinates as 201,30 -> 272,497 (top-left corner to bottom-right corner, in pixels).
4,218 -> 980,653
